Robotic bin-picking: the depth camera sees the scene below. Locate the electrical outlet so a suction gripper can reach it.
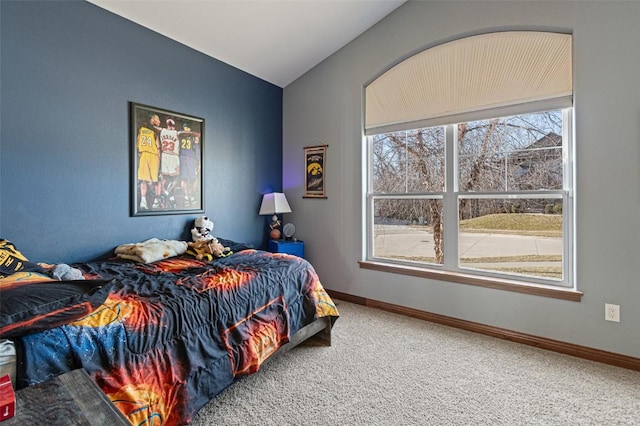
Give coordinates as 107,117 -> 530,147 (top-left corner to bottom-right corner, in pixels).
605,303 -> 620,322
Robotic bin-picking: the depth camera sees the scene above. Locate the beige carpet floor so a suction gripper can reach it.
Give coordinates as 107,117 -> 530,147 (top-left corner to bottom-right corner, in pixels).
191,301 -> 640,425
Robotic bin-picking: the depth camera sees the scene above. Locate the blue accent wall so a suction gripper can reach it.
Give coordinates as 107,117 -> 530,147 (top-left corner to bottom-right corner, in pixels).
0,1 -> 283,263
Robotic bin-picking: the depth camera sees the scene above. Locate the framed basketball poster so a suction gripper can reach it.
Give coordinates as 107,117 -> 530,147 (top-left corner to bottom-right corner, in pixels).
130,102 -> 205,216
303,144 -> 327,198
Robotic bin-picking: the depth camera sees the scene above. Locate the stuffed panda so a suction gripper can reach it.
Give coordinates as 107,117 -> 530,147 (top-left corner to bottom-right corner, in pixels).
191,216 -> 215,242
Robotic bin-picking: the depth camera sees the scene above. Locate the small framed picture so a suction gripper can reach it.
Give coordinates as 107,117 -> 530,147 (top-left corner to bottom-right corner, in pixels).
130,102 -> 205,216
303,145 -> 327,198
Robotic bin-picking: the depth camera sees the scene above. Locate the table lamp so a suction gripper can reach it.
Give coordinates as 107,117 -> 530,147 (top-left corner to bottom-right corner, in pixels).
259,192 -> 292,240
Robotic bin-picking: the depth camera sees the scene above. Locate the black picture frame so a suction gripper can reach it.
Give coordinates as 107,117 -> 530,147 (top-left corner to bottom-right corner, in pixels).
130,102 -> 205,216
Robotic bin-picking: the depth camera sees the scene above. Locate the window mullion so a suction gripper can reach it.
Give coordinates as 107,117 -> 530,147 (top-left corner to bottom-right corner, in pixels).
443,124 -> 458,269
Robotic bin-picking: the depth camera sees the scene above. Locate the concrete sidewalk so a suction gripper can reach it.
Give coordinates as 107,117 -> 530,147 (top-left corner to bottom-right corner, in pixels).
374,225 -> 561,259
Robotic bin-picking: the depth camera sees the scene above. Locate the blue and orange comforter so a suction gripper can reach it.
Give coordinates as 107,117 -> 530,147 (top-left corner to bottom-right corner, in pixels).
17,249 -> 339,425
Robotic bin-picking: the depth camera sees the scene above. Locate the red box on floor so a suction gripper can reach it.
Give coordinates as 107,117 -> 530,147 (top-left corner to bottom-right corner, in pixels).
0,375 -> 15,421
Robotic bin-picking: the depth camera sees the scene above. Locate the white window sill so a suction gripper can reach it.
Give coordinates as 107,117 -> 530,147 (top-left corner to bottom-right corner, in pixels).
358,261 -> 582,302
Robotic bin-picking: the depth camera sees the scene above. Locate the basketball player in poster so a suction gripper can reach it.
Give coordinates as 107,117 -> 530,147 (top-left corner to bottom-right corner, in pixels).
159,118 -> 181,208
179,123 -> 201,207
137,113 -> 161,210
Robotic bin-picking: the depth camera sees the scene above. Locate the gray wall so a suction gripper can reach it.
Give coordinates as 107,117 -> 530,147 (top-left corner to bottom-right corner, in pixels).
1,1 -> 283,263
283,1 -> 640,357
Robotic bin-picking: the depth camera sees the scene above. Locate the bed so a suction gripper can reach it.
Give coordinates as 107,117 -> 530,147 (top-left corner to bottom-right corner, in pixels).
0,238 -> 339,425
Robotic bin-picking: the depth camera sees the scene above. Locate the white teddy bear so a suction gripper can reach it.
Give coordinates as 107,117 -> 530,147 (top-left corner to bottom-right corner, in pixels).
191,216 -> 215,242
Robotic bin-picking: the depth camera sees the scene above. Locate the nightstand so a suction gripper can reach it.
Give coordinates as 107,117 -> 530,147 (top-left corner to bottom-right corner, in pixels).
268,239 -> 304,258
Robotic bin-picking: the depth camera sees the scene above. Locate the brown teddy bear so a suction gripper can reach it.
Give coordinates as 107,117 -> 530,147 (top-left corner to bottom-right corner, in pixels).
187,238 -> 230,261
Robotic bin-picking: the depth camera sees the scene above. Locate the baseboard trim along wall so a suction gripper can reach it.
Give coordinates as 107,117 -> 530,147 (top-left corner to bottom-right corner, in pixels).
326,290 -> 640,372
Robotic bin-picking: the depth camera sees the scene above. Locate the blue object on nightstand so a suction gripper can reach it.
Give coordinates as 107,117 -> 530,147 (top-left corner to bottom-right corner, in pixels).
268,240 -> 304,258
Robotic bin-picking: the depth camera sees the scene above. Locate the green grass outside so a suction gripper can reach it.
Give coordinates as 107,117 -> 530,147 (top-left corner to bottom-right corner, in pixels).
409,213 -> 562,237
459,213 -> 562,236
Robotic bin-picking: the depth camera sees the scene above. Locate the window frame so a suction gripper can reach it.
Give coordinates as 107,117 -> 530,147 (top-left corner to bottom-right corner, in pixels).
364,108 -> 576,294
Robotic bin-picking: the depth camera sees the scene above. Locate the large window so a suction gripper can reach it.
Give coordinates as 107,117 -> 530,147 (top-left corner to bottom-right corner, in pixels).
363,31 -> 574,290
367,109 -> 573,287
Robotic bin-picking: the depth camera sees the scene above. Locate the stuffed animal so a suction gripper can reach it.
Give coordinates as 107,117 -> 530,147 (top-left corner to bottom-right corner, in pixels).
51,263 -> 85,280
37,262 -> 85,280
187,238 -> 231,261
191,216 -> 214,242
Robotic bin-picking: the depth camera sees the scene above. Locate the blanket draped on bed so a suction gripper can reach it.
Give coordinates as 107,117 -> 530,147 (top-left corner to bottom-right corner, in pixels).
114,238 -> 188,263
17,249 -> 338,425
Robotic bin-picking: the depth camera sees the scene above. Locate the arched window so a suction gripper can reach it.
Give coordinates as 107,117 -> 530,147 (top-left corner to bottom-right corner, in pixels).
363,31 -> 575,293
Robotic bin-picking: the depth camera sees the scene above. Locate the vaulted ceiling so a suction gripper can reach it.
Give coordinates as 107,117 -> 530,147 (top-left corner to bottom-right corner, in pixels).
88,0 -> 406,88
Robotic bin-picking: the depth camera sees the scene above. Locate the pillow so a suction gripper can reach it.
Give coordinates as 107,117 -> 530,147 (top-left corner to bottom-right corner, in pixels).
0,240 -> 45,279
0,279 -> 113,338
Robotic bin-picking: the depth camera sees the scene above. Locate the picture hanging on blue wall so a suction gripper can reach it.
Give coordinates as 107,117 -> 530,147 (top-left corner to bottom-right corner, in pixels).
130,102 -> 205,216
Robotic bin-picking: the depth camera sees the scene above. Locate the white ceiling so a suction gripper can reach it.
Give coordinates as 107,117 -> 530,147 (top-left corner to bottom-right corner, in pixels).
88,0 -> 406,88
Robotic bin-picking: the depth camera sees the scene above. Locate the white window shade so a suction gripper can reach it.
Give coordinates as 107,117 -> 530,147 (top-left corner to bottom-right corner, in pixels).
365,31 -> 573,134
